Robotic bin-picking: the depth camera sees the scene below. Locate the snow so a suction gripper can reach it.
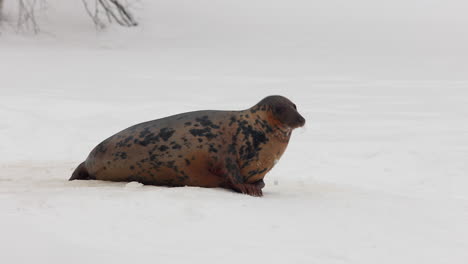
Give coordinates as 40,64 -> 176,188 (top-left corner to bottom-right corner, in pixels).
1,0 -> 468,263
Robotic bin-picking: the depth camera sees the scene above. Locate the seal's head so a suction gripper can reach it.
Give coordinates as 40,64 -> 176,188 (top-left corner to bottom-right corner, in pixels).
256,95 -> 306,129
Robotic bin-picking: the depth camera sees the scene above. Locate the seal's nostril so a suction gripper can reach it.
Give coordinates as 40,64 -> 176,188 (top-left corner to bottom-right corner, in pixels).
299,116 -> 306,126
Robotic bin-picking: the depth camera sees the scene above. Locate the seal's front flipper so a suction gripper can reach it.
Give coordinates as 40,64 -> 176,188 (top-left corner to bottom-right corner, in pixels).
69,162 -> 92,181
254,179 -> 265,189
224,157 -> 263,197
231,183 -> 263,197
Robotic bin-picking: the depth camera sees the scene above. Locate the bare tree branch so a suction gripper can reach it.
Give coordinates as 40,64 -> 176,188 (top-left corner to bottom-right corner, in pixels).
82,0 -> 105,29
17,0 -> 40,33
0,0 -> 4,21
2,0 -> 137,32
109,0 -> 136,26
82,0 -> 138,29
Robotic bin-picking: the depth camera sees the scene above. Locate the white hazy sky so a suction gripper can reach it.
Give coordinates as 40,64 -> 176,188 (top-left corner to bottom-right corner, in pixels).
2,0 -> 467,79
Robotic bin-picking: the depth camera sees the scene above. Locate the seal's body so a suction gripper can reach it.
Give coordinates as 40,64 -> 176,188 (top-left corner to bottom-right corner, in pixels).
70,95 -> 305,196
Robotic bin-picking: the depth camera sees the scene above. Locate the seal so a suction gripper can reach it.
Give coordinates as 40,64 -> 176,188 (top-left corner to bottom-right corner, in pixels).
70,95 -> 305,196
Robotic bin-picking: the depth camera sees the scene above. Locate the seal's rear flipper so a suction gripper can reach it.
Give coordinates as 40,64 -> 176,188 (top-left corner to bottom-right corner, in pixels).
69,162 -> 92,181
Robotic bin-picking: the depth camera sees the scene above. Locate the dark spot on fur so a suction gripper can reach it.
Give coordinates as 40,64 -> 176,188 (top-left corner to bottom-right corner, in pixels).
171,143 -> 182,150
159,145 -> 169,151
113,152 -> 127,160
177,170 -> 190,182
116,136 -> 134,148
166,161 -> 178,172
246,168 -> 268,180
182,137 -> 192,148
208,144 -> 218,153
159,128 -> 175,141
184,159 -> 191,165
93,138 -> 110,156
135,127 -> 175,146
229,116 -> 236,126
189,127 -> 218,140
139,128 -> 151,138
255,119 -> 274,133
196,116 -> 220,129
239,145 -> 245,156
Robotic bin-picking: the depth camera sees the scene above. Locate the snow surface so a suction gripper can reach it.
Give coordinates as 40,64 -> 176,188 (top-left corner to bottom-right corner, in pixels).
1,1 -> 468,263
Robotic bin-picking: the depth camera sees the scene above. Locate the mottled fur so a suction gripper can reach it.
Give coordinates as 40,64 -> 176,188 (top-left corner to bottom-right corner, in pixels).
70,95 -> 305,196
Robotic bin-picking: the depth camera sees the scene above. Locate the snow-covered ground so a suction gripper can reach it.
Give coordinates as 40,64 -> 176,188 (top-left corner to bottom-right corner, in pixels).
1,1 -> 468,263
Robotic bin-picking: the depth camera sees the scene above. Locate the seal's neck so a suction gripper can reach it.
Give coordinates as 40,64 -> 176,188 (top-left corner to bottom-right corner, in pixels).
242,106 -> 292,143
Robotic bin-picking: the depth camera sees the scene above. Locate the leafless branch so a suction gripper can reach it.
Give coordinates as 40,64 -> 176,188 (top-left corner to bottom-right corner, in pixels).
82,0 -> 105,29
17,0 -> 40,33
0,0 -> 4,21
82,0 -> 138,29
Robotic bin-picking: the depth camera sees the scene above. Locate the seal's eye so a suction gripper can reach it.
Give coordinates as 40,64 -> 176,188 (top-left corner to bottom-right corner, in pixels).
293,104 -> 297,110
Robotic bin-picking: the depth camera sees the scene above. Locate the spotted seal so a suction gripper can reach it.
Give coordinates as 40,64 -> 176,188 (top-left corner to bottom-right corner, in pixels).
70,95 -> 305,196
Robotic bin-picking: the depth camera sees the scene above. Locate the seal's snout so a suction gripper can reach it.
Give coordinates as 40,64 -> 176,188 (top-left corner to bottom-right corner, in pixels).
291,113 -> 305,129
297,115 -> 306,127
